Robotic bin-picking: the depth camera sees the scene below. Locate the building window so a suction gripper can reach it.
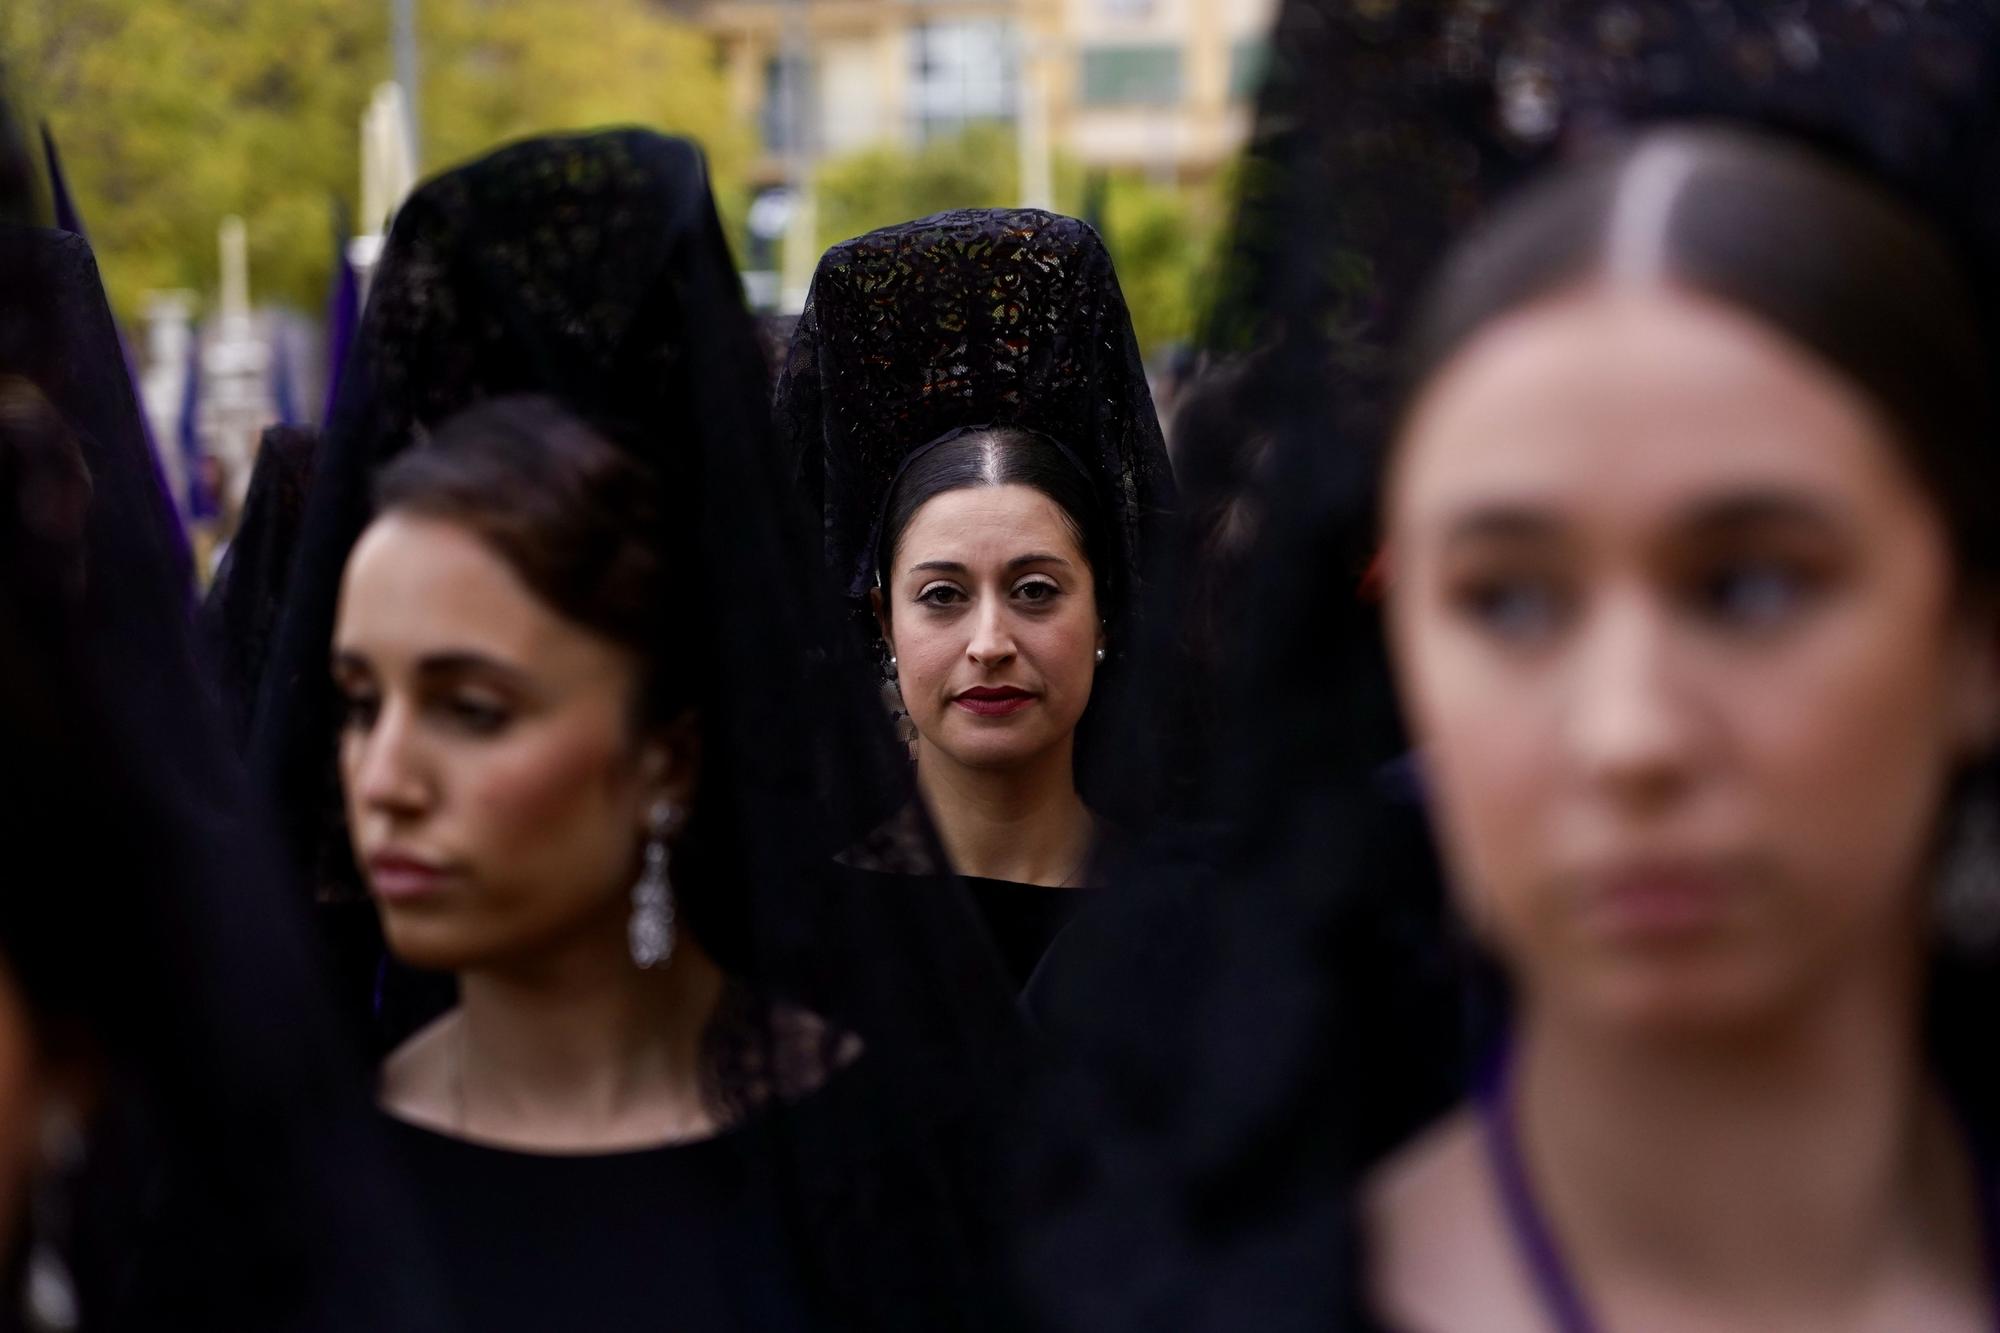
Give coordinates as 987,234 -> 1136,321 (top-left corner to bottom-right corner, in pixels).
1228,38 -> 1268,101
908,20 -> 1019,141
1078,44 -> 1182,107
761,52 -> 815,154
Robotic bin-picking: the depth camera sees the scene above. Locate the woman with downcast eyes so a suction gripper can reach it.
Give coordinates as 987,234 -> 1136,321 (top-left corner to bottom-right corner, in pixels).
333,399 -> 827,1330
248,130 -> 1027,1333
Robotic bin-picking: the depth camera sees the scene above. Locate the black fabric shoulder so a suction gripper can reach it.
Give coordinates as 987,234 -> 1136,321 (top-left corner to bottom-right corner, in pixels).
0,222 -> 451,1329
202,422 -> 319,748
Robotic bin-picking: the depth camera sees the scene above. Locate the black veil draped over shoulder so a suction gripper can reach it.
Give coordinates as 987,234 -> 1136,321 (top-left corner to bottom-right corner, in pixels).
773,208 -> 1179,830
0,217 -> 447,1328
243,130 -> 1027,1332
203,422 -> 318,747
1017,5 -> 2000,1332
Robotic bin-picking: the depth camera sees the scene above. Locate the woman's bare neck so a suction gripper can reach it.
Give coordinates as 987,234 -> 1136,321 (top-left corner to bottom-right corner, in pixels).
380,925 -> 727,1153
1370,969 -> 1987,1331
915,738 -> 1096,886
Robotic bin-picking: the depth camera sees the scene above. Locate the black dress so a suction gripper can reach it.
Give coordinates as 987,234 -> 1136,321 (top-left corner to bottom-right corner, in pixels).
385,1109 -> 820,1333
964,876 -> 1093,994
245,132 -> 1032,1331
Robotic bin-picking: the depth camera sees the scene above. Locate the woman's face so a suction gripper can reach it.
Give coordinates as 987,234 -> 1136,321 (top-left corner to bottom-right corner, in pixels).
880,483 -> 1104,775
333,513 -> 680,973
1386,284 -> 2000,1035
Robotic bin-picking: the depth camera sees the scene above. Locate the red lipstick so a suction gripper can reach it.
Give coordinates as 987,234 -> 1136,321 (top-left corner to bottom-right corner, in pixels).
366,852 -> 456,902
954,686 -> 1035,718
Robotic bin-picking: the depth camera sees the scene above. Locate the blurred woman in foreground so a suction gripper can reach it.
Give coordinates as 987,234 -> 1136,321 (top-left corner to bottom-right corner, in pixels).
1366,122 -> 2000,1333
1023,116 -> 2000,1333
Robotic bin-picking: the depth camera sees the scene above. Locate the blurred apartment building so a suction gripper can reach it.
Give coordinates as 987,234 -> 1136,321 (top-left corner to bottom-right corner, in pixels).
661,0 -> 1273,185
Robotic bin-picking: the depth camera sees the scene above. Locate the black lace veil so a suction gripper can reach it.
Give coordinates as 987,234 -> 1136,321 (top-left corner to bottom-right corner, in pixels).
0,215 -> 449,1328
773,208 -> 1178,828
243,130 -> 1026,1331
1019,5 -> 2000,1331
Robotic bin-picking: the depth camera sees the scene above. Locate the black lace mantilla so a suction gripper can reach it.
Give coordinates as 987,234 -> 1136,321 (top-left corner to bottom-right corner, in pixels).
1212,0 -> 2000,372
774,208 -> 1180,826
776,207 -> 1174,616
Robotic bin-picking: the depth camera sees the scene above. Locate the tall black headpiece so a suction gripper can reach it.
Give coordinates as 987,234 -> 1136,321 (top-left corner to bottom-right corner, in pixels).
1021,6 -> 2000,1332
249,130 -> 744,900
774,208 -> 1177,821
1201,0 -> 2000,897
247,130 -> 1025,1330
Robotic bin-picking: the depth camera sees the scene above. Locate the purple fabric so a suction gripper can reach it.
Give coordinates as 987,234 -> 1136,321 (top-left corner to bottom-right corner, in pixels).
1477,1045 -> 2000,1333
271,325 -> 301,427
321,217 -> 359,427
1475,1048 -> 1600,1333
178,327 -> 216,523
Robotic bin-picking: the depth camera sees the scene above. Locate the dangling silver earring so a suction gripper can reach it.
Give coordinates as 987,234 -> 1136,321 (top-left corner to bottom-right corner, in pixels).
22,1101 -> 82,1333
1939,774 -> 2000,950
885,654 -> 899,682
1094,646 -> 1107,664
629,800 -> 678,969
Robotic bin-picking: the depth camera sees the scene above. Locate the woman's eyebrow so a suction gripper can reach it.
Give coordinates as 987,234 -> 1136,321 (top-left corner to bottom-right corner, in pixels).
1442,504 -> 1565,545
414,651 -> 535,689
1674,491 -> 1848,537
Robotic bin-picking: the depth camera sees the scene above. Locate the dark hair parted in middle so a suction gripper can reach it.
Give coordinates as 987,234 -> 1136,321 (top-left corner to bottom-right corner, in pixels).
372,395 -> 699,727
1395,123 -> 2000,1108
1403,124 -> 2000,579
875,424 -> 1113,621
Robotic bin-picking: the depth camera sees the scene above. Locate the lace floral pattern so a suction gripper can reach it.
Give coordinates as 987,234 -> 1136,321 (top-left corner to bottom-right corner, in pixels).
1214,0 -> 2000,376
775,208 -> 1173,612
774,207 -> 1179,825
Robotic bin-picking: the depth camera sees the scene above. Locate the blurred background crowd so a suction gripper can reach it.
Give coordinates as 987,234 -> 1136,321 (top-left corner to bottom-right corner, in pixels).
5,0 -> 1247,576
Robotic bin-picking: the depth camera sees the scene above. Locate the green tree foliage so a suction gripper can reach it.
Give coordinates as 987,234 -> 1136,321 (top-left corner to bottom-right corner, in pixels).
420,0 -> 747,192
4,0 -> 743,321
812,122 -> 1023,254
1091,169 -> 1226,358
811,123 -> 1226,359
